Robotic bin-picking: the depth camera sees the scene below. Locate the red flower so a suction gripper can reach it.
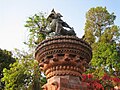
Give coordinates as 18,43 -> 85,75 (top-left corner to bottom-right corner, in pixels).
102,73 -> 111,80
81,73 -> 118,89
87,74 -> 93,79
112,77 -> 120,83
94,82 -> 104,89
82,74 -> 87,81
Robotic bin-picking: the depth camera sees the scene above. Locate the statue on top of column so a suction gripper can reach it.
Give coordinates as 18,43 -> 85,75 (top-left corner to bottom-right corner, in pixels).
40,9 -> 76,36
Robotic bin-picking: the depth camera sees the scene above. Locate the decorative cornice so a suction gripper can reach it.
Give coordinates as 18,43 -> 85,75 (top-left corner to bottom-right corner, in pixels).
35,36 -> 92,79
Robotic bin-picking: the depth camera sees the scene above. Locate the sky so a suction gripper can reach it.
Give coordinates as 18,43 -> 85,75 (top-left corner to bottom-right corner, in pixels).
0,0 -> 120,51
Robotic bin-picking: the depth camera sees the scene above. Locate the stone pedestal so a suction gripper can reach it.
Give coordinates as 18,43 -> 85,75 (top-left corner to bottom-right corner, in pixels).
42,76 -> 87,90
35,36 -> 92,90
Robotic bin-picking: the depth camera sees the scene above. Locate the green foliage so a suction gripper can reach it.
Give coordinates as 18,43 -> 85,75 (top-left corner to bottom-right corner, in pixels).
2,49 -> 46,90
0,49 -> 15,72
84,6 -> 120,77
83,6 -> 119,44
24,12 -> 48,89
2,12 -> 48,90
100,25 -> 120,43
2,50 -> 34,90
91,42 -> 120,76
24,13 -> 48,48
0,49 -> 15,89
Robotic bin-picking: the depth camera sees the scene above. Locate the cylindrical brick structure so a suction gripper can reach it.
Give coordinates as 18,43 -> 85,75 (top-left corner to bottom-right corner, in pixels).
35,36 -> 92,90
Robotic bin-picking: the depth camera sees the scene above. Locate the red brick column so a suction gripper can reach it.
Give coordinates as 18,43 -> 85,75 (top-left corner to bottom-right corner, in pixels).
42,76 -> 87,90
35,36 -> 92,90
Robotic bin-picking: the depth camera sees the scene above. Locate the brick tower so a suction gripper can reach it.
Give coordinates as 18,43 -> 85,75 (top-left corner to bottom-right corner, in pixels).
35,36 -> 92,90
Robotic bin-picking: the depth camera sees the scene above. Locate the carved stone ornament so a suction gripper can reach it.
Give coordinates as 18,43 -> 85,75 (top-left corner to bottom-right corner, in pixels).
35,36 -> 92,79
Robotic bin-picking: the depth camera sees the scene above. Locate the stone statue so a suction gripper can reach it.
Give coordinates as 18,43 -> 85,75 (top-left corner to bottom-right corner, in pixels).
40,9 -> 76,36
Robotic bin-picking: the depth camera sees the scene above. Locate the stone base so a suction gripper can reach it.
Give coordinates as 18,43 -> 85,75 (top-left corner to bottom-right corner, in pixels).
42,76 -> 87,90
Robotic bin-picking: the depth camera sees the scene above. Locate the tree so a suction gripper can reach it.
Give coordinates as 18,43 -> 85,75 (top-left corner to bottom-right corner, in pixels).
83,6 -> 119,45
0,49 -> 15,89
2,49 -> 34,90
2,49 -> 46,90
2,12 -> 47,90
91,42 -> 120,77
24,12 -> 48,89
24,12 -> 48,49
83,6 -> 120,77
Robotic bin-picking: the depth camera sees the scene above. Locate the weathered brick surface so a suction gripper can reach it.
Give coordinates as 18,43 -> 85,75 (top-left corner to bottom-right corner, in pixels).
42,76 -> 87,90
35,36 -> 92,90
